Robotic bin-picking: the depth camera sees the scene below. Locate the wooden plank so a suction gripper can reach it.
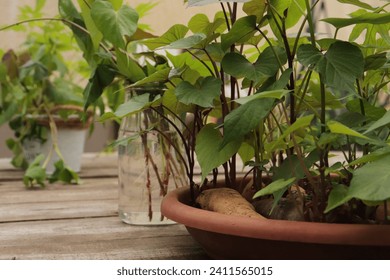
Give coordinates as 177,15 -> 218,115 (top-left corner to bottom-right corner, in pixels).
0,177 -> 118,204
0,177 -> 118,222
0,199 -> 118,223
80,153 -> 118,169
78,153 -> 118,178
0,158 -> 22,181
0,170 -> 23,181
0,217 -> 208,260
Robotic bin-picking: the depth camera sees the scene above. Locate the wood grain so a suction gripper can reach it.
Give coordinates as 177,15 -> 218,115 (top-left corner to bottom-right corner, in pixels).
0,217 -> 207,260
0,153 -> 207,260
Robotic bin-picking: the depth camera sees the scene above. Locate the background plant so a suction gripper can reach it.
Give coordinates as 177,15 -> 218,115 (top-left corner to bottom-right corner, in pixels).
0,0 -> 91,186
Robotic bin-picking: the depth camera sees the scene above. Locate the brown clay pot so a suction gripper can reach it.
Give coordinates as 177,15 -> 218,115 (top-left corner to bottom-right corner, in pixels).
161,187 -> 390,260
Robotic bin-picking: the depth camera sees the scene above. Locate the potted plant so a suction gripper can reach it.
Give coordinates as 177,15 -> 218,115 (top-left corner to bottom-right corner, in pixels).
111,0 -> 390,258
0,0 -> 93,187
57,0 -> 390,257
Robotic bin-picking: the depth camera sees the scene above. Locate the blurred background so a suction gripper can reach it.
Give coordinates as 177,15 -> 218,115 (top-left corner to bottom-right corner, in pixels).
0,0 -> 383,157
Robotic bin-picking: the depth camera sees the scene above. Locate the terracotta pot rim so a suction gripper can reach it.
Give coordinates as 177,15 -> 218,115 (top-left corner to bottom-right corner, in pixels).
161,187 -> 390,247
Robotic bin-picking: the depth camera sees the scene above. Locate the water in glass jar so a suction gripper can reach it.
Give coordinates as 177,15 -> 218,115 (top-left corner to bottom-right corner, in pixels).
118,128 -> 185,225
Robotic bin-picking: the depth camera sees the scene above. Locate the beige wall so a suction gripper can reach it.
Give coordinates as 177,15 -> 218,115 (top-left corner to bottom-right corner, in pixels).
0,0 -> 223,49
0,0 -> 385,157
2,0 -> 384,47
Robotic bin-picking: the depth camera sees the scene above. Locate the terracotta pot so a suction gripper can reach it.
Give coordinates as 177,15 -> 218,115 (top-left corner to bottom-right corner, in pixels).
161,187 -> 390,259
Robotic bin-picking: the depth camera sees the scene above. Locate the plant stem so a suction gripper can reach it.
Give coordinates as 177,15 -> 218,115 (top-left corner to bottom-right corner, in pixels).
304,0 -> 317,47
140,132 -> 153,222
219,70 -> 230,117
203,48 -> 220,78
220,3 -> 231,31
42,106 -> 66,169
357,79 -> 370,155
318,74 -> 328,220
295,70 -> 313,113
217,0 -> 233,184
150,107 -> 191,178
253,128 -> 263,188
153,127 -> 190,179
292,0 -> 321,57
281,24 -> 296,126
256,28 -> 285,72
289,0 -> 325,212
320,77 -> 326,135
189,109 -> 199,202
186,49 -> 216,77
231,3 -> 237,24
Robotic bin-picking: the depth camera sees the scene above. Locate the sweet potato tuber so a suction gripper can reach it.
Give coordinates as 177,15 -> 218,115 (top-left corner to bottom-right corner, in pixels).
196,188 -> 266,220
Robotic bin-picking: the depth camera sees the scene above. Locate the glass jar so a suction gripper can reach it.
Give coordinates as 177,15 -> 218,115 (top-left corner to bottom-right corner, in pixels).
117,88 -> 187,225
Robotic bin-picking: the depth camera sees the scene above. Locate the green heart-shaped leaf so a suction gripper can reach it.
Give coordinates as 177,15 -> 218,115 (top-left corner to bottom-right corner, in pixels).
327,120 -> 370,140
320,41 -> 364,92
91,1 -> 138,49
346,99 -> 386,121
364,53 -> 388,71
253,178 -> 296,199
83,64 -> 116,109
365,110 -> 390,134
297,44 -> 323,67
175,77 -> 221,107
195,124 -> 241,181
163,33 -> 207,49
336,0 -> 374,10
59,0 -> 82,21
108,0 -> 124,10
115,49 -> 146,82
77,0 -> 103,50
322,12 -> 390,29
114,93 -> 159,118
325,154 -> 390,212
142,24 -> 189,50
298,41 -> 364,92
269,0 -> 306,29
221,15 -> 257,50
269,114 -> 314,152
324,184 -> 350,213
221,98 -> 275,148
243,0 -> 266,23
222,46 -> 285,83
188,13 -> 226,35
132,68 -> 171,87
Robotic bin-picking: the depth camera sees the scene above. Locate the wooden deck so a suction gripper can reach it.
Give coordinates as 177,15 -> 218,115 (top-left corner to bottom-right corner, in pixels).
0,153 -> 207,260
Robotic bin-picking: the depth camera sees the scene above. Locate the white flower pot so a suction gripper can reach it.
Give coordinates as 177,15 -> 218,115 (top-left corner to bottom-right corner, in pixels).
22,106 -> 92,174
23,127 -> 87,174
